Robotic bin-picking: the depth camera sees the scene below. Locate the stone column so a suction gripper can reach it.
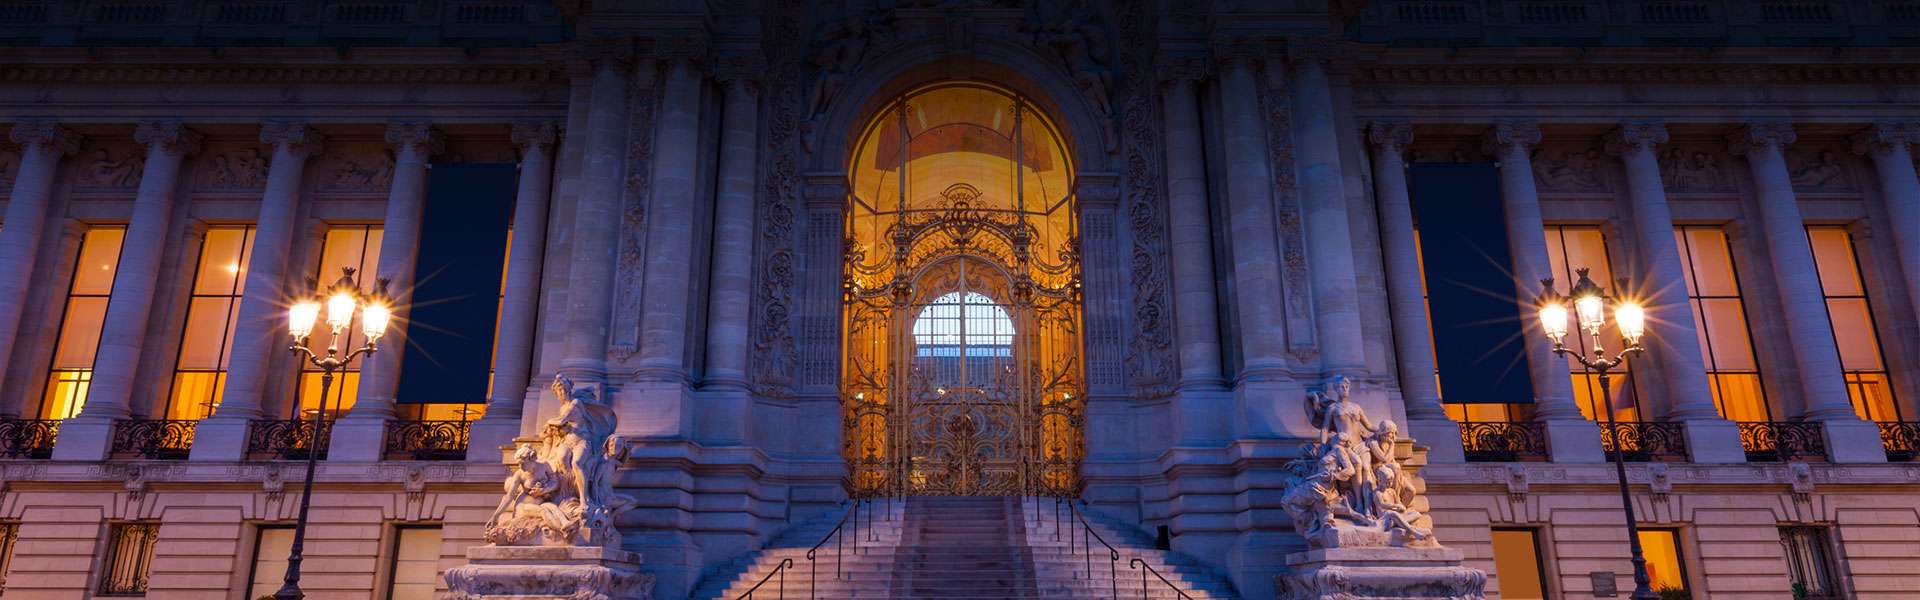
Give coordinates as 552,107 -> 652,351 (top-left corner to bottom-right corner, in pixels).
467,121 -> 559,461
54,122 -> 201,461
1485,122 -> 1600,463
0,122 -> 78,417
1366,122 -> 1464,462
1606,122 -> 1744,463
1216,56 -> 1293,438
1729,122 -> 1883,463
625,57 -> 703,439
697,64 -> 760,446
1852,122 -> 1920,331
1158,62 -> 1230,445
328,122 -> 440,462
1289,52 -> 1368,377
189,123 -> 325,461
559,54 -> 634,380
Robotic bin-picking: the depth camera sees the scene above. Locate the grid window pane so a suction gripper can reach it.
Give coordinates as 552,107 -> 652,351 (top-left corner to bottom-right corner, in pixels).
1806,228 -> 1862,295
1711,374 -> 1770,422
1806,226 -> 1897,421
1637,529 -> 1689,594
1490,529 -> 1548,600
1847,372 -> 1898,422
299,371 -> 359,416
1676,226 -> 1769,421
192,227 -> 251,295
50,297 -> 109,369
168,226 -> 254,420
168,372 -> 224,420
69,228 -> 125,295
41,227 -> 125,419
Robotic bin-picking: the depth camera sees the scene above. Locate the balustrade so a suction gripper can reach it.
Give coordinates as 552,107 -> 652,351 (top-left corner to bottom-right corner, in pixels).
1599,421 -> 1689,462
0,419 -> 58,459
383,419 -> 472,461
1876,422 -> 1920,462
1459,422 -> 1551,462
1738,421 -> 1827,462
246,418 -> 332,460
108,419 -> 196,460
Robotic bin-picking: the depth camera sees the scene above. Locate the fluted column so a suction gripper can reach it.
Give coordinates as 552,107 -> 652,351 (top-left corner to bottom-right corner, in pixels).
467,121 -> 559,461
636,58 -> 704,383
329,122 -> 439,462
0,122 -> 78,417
697,63 -> 760,446
1607,122 -> 1744,463
1730,122 -> 1883,463
1158,63 -> 1231,445
1289,52 -> 1367,376
1485,124 -> 1580,416
1366,123 -> 1443,418
1852,122 -> 1920,331
188,123 -> 325,461
1217,56 -> 1292,438
53,122 -> 201,461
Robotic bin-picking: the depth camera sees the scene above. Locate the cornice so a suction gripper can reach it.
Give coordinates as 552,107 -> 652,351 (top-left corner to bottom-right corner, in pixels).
0,64 -> 568,85
1350,63 -> 1920,85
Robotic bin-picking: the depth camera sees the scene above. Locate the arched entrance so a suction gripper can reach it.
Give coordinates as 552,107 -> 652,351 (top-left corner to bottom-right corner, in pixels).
842,82 -> 1084,497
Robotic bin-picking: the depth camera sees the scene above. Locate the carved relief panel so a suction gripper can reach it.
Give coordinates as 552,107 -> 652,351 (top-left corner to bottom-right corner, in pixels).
1530,143 -> 1612,194
73,142 -> 145,191
1656,143 -> 1737,193
1784,143 -> 1856,193
313,142 -> 395,194
193,143 -> 270,192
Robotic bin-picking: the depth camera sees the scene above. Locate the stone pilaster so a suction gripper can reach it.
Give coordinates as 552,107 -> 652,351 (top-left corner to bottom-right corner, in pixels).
560,49 -> 636,380
1604,122 -> 1744,463
191,122 -> 325,462
1217,55 -> 1294,438
697,57 -> 762,446
468,121 -> 560,462
1367,121 -> 1464,463
1852,122 -> 1920,333
1159,62 -> 1230,445
623,56 -> 703,439
1729,122 -> 1883,463
0,122 -> 78,417
329,121 -> 440,462
1287,49 -> 1368,378
55,121 -> 201,461
1484,122 -> 1601,464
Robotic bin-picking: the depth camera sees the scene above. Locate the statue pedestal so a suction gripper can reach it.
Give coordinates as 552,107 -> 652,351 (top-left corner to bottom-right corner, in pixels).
444,546 -> 655,600
1275,546 -> 1486,600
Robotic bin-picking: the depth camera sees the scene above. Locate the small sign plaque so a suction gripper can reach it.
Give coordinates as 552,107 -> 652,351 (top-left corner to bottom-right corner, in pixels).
1590,571 -> 1619,597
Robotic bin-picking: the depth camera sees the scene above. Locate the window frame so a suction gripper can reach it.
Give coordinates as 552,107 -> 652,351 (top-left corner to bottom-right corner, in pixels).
97,521 -> 160,597
1674,225 -> 1772,422
243,524 -> 295,599
1545,223 -> 1641,422
1804,225 -> 1899,421
39,225 -> 128,420
294,224 -> 383,419
1635,527 -> 1692,596
1489,526 -> 1554,600
1778,525 -> 1844,600
164,224 -> 255,420
381,523 -> 443,600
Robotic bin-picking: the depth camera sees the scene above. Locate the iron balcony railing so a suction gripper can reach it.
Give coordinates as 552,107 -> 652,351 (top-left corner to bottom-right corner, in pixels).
108,419 -> 197,460
246,418 -> 333,460
382,419 -> 472,460
1878,422 -> 1920,462
1460,421 -> 1550,462
0,419 -> 59,459
1599,421 -> 1689,462
1738,421 -> 1827,462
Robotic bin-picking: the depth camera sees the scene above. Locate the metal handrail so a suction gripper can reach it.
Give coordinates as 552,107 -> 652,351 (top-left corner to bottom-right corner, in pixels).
1129,557 -> 1195,600
733,557 -> 793,600
804,498 -> 864,600
1066,497 -> 1119,599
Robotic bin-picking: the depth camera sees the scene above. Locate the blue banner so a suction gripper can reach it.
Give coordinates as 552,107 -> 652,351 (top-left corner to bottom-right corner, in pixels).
396,163 -> 516,405
1408,163 -> 1534,404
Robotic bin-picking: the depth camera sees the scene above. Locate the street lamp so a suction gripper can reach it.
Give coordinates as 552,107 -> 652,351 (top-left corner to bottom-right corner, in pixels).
274,267 -> 390,600
1536,267 -> 1655,600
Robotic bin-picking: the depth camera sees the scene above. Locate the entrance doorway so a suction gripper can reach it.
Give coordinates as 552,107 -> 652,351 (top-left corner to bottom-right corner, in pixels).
841,82 -> 1084,497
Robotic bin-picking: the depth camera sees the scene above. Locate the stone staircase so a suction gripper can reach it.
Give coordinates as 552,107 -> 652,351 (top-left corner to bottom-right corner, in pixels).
691,496 -> 1236,600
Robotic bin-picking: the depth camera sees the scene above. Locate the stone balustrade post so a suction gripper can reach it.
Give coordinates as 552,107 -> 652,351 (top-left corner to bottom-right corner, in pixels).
1158,60 -> 1231,446
467,121 -> 560,461
1852,122 -> 1920,332
1730,122 -> 1884,463
1366,121 -> 1465,462
1606,122 -> 1744,463
190,123 -> 325,461
1485,122 -> 1602,463
54,122 -> 201,461
0,122 -> 78,417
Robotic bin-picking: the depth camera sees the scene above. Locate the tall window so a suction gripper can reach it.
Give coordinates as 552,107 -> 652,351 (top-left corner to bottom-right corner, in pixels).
98,522 -> 159,596
1637,529 -> 1690,596
1544,225 -> 1640,422
41,226 -> 126,419
245,526 -> 294,598
1674,226 -> 1770,421
1490,528 -> 1550,599
1779,526 -> 1841,599
166,225 -> 254,419
298,225 -> 382,417
1806,226 -> 1898,421
385,526 -> 442,599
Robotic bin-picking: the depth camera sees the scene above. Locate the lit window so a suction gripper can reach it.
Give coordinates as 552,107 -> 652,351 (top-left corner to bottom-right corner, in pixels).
1674,226 -> 1770,421
245,526 -> 293,598
166,225 -> 254,419
1545,225 -> 1639,422
386,526 -> 442,599
1806,226 -> 1898,421
99,522 -> 159,596
911,291 -> 1014,355
1637,529 -> 1690,596
1490,528 -> 1549,599
1779,526 -> 1841,599
41,226 -> 126,419
296,225 -> 382,418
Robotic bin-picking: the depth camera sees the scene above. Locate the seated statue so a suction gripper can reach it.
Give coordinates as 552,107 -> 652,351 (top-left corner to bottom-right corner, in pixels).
480,375 -> 635,549
1283,376 -> 1437,548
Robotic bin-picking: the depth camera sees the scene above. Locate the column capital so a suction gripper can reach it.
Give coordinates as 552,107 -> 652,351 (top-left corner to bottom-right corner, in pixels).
1155,54 -> 1209,86
1851,121 -> 1920,157
8,121 -> 80,155
134,121 -> 203,157
510,121 -> 560,154
259,121 -> 326,160
1604,121 -> 1670,156
1366,121 -> 1414,155
1483,121 -> 1542,156
1728,121 -> 1797,155
1284,36 -> 1344,67
385,122 -> 444,160
711,52 -> 764,88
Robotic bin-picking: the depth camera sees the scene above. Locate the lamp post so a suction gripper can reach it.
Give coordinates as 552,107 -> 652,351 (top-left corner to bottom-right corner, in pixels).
274,267 -> 391,600
1535,267 -> 1656,600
